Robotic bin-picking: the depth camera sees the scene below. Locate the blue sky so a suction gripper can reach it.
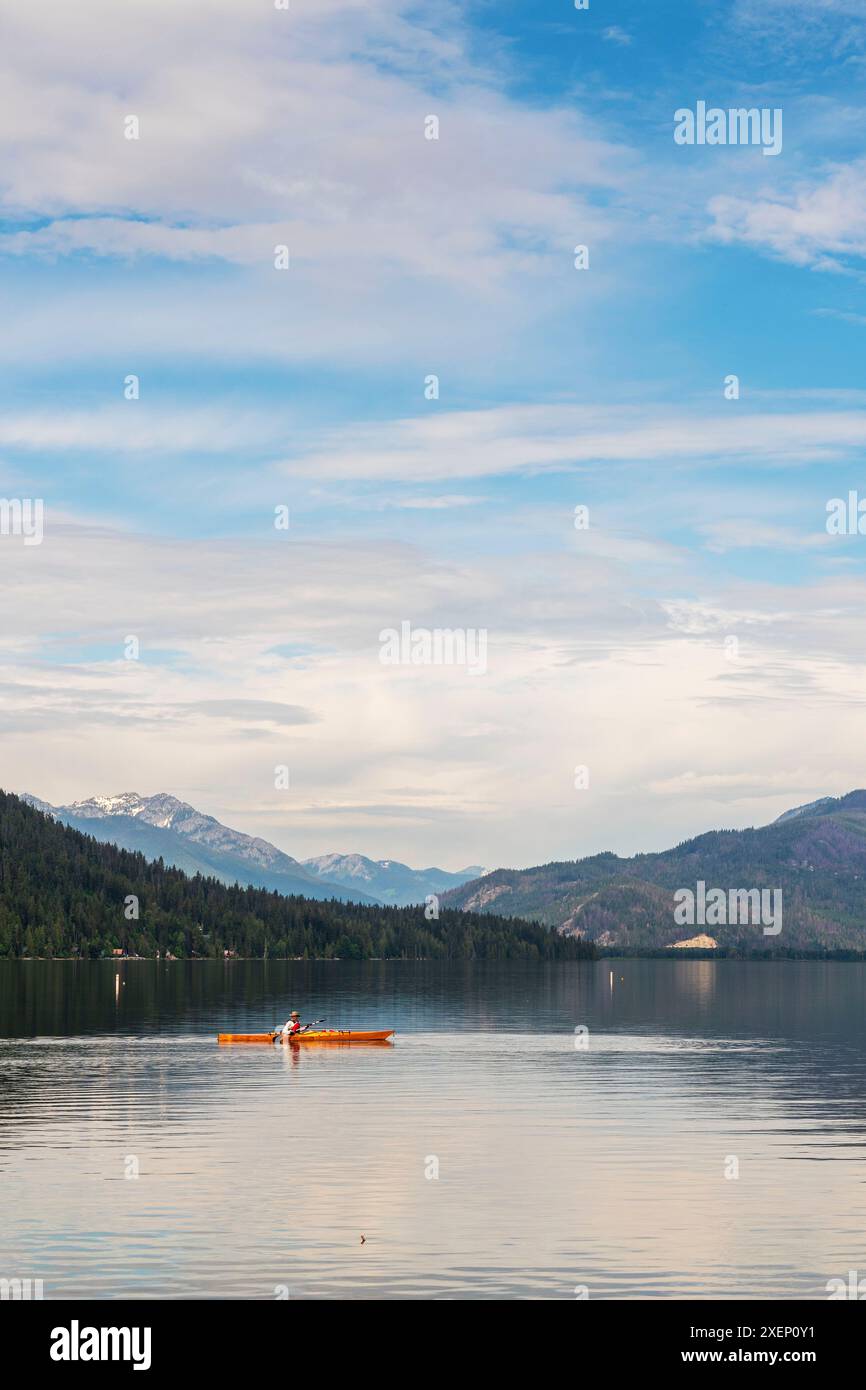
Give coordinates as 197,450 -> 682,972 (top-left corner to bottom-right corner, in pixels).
2,0 -> 866,868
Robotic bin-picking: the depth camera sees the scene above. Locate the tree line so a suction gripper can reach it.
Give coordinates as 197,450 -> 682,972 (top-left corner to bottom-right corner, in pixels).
0,792 -> 596,961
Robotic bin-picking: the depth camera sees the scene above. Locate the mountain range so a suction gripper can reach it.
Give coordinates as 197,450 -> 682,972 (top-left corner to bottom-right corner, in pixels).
0,791 -> 585,962
441,791 -> 866,950
20,792 -> 482,908
301,852 -> 484,906
21,786 -> 866,951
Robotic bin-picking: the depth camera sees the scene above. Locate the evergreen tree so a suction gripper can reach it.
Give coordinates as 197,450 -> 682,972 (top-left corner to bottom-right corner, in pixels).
0,792 -> 596,963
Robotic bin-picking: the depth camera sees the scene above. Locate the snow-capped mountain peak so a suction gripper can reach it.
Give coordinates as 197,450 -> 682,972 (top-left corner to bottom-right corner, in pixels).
66,792 -> 150,819
20,791 -> 483,908
23,792 -> 303,870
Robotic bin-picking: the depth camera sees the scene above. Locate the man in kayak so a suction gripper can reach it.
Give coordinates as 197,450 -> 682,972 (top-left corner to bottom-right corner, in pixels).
280,1011 -> 302,1038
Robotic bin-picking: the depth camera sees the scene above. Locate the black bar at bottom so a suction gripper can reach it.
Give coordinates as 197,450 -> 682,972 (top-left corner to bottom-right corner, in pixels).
4,1297 -> 859,1376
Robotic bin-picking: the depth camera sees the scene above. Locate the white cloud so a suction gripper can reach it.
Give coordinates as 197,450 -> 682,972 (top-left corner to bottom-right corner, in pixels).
697,520 -> 835,553
733,0 -> 866,31
0,0 -> 633,295
709,160 -> 866,271
0,0 -> 642,376
283,402 -> 866,482
380,495 -> 484,510
814,307 -> 866,326
6,399 -> 866,498
6,515 -> 866,866
0,405 -> 276,452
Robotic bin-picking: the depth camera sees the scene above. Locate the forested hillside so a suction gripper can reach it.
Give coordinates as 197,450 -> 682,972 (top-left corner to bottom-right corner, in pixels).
442,792 -> 866,949
0,792 -> 593,961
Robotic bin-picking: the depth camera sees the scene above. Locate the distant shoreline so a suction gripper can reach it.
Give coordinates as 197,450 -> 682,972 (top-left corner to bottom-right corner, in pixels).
6,949 -> 866,964
598,947 -> 866,962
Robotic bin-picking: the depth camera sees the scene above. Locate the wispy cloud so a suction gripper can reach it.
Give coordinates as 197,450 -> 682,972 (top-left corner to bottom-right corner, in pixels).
814,306 -> 866,326
0,0 -> 633,299
178,700 -> 316,726
284,402 -> 866,482
709,160 -> 866,272
0,406 -> 277,451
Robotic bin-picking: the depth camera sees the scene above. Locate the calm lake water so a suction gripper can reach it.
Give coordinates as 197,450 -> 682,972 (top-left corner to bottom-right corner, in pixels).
1,958 -> 865,1300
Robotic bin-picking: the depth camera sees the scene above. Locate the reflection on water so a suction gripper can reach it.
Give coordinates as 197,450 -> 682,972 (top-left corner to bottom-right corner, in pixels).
1,959 -> 865,1299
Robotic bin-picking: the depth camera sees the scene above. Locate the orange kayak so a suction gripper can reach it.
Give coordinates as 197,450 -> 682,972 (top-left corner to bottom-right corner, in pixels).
217,1029 -> 394,1044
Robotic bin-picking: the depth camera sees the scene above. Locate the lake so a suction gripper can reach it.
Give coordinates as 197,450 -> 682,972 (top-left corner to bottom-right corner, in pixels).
1,958 -> 865,1300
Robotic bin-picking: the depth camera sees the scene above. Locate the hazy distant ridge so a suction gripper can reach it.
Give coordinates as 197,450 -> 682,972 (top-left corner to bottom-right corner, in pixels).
442,791 -> 866,949
20,792 -> 479,907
